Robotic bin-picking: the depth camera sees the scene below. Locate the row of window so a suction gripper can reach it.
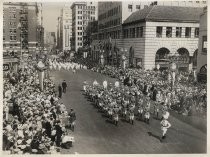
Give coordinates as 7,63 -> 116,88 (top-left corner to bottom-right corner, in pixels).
123,27 -> 144,38
77,5 -> 95,10
4,35 -> 17,41
77,32 -> 84,36
77,16 -> 95,20
99,18 -> 121,30
99,6 -> 121,21
156,26 -> 199,38
78,37 -> 83,41
128,4 -> 142,12
78,10 -> 95,15
98,30 -> 121,40
77,42 -> 83,46
77,27 -> 84,30
78,21 -> 88,25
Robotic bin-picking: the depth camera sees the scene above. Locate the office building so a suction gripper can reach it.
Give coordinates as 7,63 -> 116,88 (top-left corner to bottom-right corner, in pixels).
71,1 -> 97,52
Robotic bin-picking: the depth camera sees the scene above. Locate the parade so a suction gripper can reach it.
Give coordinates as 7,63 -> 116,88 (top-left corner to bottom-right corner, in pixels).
2,1 -> 207,154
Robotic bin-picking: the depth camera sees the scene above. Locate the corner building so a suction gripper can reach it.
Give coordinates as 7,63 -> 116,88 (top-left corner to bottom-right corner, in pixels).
122,6 -> 203,70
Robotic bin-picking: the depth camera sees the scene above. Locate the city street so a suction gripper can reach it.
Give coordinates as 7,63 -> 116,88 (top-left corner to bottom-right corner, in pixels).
50,69 -> 207,154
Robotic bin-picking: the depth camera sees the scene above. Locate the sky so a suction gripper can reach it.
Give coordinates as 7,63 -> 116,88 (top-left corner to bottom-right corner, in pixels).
42,2 -> 72,33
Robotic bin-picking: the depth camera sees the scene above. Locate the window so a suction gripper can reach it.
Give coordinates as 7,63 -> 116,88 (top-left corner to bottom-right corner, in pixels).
136,5 -> 140,10
202,36 -> 207,53
194,28 -> 199,38
130,28 -> 135,38
166,27 -> 172,37
128,5 -> 133,12
176,27 -> 182,38
185,27 -> 191,38
156,26 -> 162,37
123,29 -> 129,38
136,27 -> 143,38
3,36 -> 5,40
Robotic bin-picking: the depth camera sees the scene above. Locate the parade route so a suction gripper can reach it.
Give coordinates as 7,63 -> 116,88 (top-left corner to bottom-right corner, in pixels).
50,69 -> 207,154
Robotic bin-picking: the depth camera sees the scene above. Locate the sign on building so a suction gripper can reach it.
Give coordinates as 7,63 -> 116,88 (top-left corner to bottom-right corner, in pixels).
3,64 -> 10,71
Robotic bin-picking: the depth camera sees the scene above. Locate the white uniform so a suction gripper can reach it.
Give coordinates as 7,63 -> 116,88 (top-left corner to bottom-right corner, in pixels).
103,80 -> 108,89
160,119 -> 171,136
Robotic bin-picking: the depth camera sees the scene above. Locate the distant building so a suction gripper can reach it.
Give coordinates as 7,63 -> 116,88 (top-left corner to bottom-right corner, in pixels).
71,1 -> 98,52
197,7 -> 207,82
57,16 -> 62,50
45,31 -> 56,52
56,5 -> 72,51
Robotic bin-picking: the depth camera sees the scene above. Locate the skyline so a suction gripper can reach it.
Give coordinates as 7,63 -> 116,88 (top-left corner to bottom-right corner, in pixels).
42,2 -> 72,33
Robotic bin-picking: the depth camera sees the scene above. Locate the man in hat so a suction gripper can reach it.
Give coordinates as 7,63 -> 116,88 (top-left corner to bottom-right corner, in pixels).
62,80 -> 67,93
58,84 -> 62,98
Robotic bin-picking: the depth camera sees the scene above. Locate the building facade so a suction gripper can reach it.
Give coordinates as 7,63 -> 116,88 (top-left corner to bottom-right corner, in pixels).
71,1 -> 97,52
3,2 -> 41,73
3,2 -> 40,56
197,7 -> 207,82
62,5 -> 72,51
91,1 -> 155,64
122,6 -> 203,70
56,16 -> 62,50
45,31 -> 56,52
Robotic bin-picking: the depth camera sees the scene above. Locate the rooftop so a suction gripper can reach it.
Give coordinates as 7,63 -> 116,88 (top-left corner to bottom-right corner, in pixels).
123,5 -> 203,25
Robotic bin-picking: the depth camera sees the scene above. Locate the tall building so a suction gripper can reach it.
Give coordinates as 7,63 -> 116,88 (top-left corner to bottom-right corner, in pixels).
57,16 -> 62,50
197,7 -> 207,82
62,5 -> 72,51
3,2 -> 40,56
45,31 -> 56,52
71,1 -> 98,52
3,2 -> 41,73
56,5 -> 72,51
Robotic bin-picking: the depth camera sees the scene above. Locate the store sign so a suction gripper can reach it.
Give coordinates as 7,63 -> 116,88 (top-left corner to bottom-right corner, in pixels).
3,64 -> 10,71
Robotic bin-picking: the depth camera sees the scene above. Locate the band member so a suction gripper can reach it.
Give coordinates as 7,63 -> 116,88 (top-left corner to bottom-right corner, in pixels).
153,102 -> 160,118
113,106 -> 119,126
129,104 -> 135,125
137,104 -> 144,120
160,119 -> 171,140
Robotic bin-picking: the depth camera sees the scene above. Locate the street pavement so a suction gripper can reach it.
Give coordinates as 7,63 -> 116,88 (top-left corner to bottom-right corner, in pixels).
50,69 -> 207,154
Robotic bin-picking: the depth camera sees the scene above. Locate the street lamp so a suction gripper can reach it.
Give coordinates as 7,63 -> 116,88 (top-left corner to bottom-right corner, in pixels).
17,22 -> 22,60
120,48 -> 127,70
100,50 -> 105,66
168,51 -> 180,91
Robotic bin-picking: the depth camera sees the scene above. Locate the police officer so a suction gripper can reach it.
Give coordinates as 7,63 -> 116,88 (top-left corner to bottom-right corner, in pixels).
62,80 -> 67,93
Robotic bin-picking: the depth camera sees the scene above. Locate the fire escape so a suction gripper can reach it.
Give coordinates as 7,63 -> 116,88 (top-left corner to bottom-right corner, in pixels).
19,3 -> 29,52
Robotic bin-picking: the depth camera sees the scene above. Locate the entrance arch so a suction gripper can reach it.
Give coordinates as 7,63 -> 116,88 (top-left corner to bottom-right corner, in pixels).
155,47 -> 170,69
129,46 -> 134,67
177,48 -> 190,71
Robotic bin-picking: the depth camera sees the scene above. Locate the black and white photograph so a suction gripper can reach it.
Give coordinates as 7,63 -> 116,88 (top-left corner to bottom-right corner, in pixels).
2,0 -> 208,155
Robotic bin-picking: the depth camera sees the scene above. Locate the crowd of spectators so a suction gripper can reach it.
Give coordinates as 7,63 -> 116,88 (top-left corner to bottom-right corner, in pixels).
3,61 -> 75,154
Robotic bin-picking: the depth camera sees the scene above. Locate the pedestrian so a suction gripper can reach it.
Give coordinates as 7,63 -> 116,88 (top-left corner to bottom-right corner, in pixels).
58,84 -> 62,98
62,80 -> 67,93
160,119 -> 171,141
69,109 -> 76,131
